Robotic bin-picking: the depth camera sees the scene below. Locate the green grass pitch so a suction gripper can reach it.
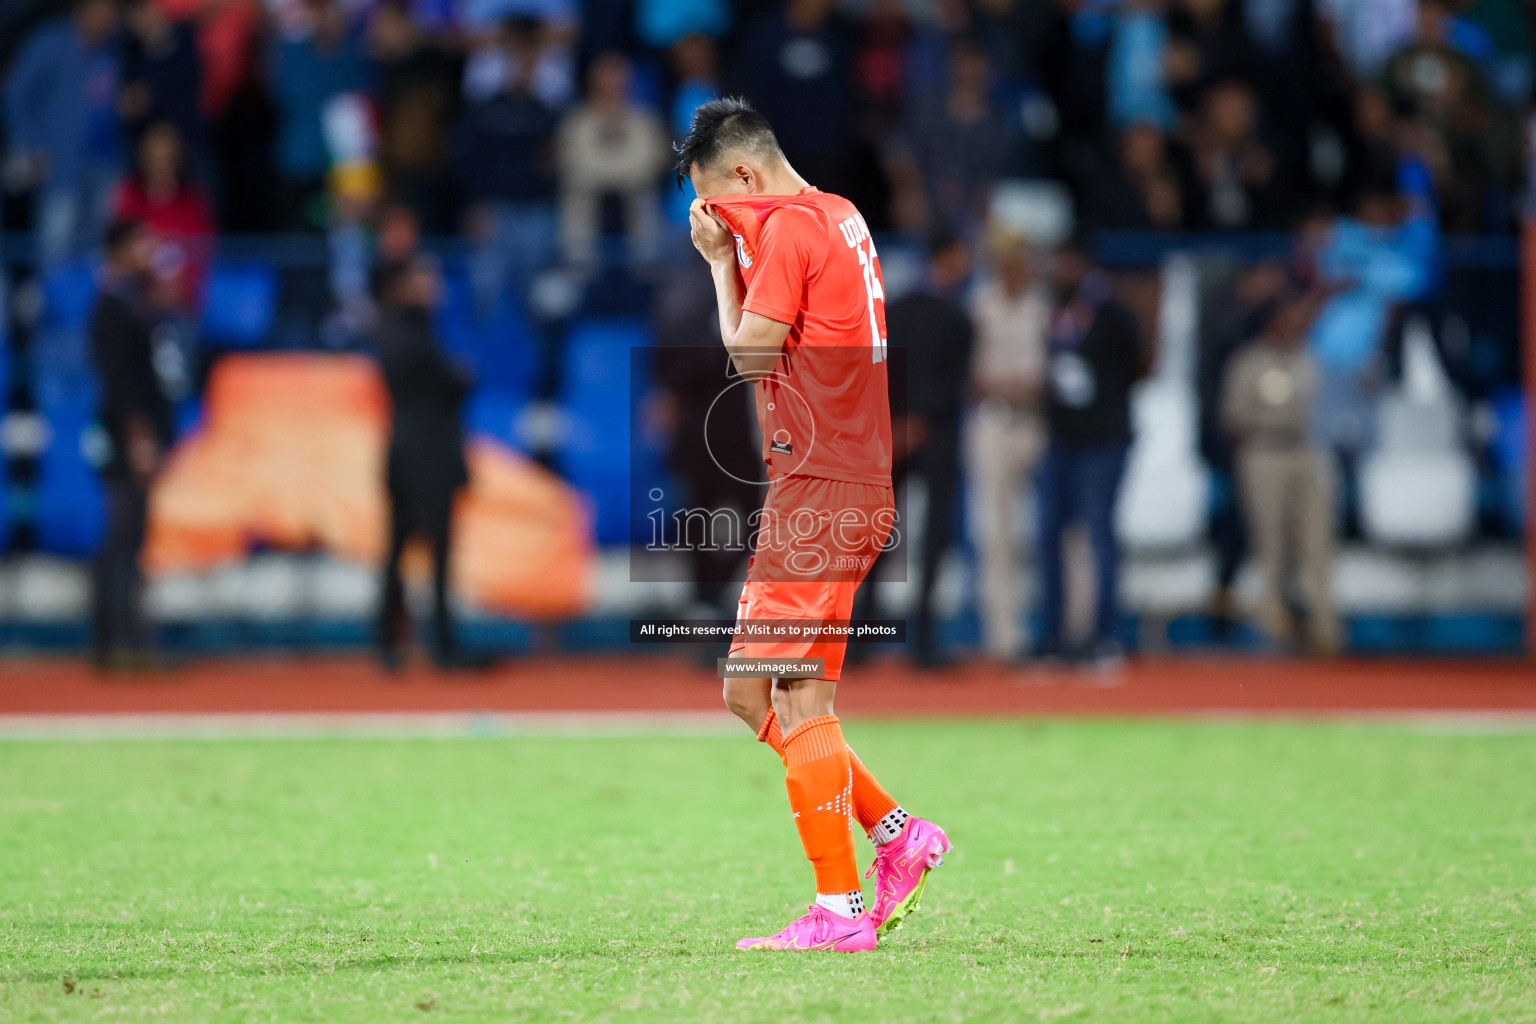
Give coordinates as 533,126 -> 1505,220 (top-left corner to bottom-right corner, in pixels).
2,719 -> 1534,1023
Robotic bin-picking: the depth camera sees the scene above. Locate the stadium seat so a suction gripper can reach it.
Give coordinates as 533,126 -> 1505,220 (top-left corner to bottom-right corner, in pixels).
34,263 -> 100,391
35,399 -> 105,557
1490,391 -> 1526,534
41,262 -> 98,335
1359,318 -> 1477,547
436,266 -> 537,400
434,265 -> 481,362
200,263 -> 277,348
558,317 -> 655,544
466,388 -> 529,451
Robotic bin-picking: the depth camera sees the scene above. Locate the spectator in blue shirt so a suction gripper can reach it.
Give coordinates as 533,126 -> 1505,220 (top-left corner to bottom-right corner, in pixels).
4,0 -> 124,270
637,0 -> 728,50
270,0 -> 367,231
1107,0 -> 1175,132
1307,167 -> 1439,529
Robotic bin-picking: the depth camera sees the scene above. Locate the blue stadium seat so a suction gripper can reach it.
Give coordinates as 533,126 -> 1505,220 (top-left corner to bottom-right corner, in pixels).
434,266 -> 480,361
558,317 -> 656,544
34,264 -> 100,391
436,266 -> 537,400
1491,390 -> 1527,533
466,388 -> 528,451
35,399 -> 104,557
200,263 -> 277,347
42,262 -> 98,334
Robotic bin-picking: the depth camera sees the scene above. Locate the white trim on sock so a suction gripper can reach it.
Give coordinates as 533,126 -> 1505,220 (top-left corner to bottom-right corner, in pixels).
815,890 -> 865,919
869,807 -> 909,846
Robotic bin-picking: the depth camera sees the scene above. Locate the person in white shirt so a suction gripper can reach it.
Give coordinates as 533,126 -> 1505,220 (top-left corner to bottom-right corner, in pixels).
555,52 -> 669,267
966,229 -> 1050,661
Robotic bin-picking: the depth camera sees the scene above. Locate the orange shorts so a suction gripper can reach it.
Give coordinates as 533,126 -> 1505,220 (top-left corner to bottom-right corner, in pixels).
727,475 -> 895,681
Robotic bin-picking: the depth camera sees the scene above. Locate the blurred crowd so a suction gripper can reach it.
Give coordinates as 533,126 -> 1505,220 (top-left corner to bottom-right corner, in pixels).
0,0 -> 1529,664
4,0 -> 1534,272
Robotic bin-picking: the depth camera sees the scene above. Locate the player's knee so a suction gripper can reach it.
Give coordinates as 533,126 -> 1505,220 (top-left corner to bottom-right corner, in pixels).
722,678 -> 768,726
772,676 -> 838,731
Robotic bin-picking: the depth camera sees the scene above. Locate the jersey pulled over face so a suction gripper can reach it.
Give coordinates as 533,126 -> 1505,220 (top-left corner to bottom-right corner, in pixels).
704,187 -> 893,487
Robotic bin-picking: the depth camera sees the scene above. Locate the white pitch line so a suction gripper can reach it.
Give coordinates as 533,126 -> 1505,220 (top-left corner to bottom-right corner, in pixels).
0,711 -> 742,741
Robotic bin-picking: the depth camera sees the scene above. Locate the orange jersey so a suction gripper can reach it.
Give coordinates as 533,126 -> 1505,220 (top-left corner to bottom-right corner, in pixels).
705,187 -> 893,487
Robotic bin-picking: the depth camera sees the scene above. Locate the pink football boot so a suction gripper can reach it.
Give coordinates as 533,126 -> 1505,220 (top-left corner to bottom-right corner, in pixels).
866,817 -> 952,936
736,904 -> 878,952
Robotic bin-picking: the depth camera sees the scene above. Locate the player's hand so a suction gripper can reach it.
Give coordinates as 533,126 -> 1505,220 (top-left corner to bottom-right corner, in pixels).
688,198 -> 735,266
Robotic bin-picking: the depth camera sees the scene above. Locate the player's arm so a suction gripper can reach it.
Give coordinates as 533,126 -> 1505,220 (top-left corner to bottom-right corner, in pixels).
722,310 -> 790,380
689,199 -> 790,381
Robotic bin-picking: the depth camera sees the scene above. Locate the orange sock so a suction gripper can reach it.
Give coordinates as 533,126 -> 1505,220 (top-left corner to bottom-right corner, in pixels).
761,707 -> 900,833
847,746 -> 900,832
782,715 -> 860,894
757,706 -> 786,762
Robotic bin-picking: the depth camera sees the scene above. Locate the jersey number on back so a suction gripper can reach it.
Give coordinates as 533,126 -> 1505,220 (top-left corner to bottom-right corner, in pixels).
837,214 -> 887,363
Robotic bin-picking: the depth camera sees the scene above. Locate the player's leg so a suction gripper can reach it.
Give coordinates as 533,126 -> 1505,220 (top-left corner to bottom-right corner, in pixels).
726,581 -> 867,948
847,625 -> 951,936
724,576 -> 903,831
736,672 -> 874,951
747,673 -> 859,915
825,503 -> 953,937
734,680 -> 877,950
752,702 -> 903,830
723,675 -> 773,733
724,577 -> 903,841
733,480 -> 940,949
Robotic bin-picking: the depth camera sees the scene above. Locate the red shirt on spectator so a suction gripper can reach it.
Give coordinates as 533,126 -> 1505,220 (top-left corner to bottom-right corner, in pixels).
114,176 -> 216,312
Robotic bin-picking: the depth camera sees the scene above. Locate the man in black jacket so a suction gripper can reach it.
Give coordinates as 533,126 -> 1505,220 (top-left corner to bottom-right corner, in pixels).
649,256 -> 760,616
863,227 -> 974,667
372,253 -> 481,669
1036,237 -> 1142,663
89,218 -> 173,670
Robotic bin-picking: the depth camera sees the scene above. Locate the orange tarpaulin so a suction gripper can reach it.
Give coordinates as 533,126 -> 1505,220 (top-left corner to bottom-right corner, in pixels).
145,353 -> 593,618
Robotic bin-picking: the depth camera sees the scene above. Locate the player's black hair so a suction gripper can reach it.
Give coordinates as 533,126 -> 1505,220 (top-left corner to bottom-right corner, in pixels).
103,218 -> 144,256
673,97 -> 780,189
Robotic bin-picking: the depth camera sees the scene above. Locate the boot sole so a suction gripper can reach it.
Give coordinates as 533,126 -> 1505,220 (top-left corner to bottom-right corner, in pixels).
875,836 -> 951,937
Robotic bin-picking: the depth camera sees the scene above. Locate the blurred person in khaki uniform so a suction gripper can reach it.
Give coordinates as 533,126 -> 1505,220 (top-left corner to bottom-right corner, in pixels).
966,230 -> 1049,661
1221,291 -> 1341,654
